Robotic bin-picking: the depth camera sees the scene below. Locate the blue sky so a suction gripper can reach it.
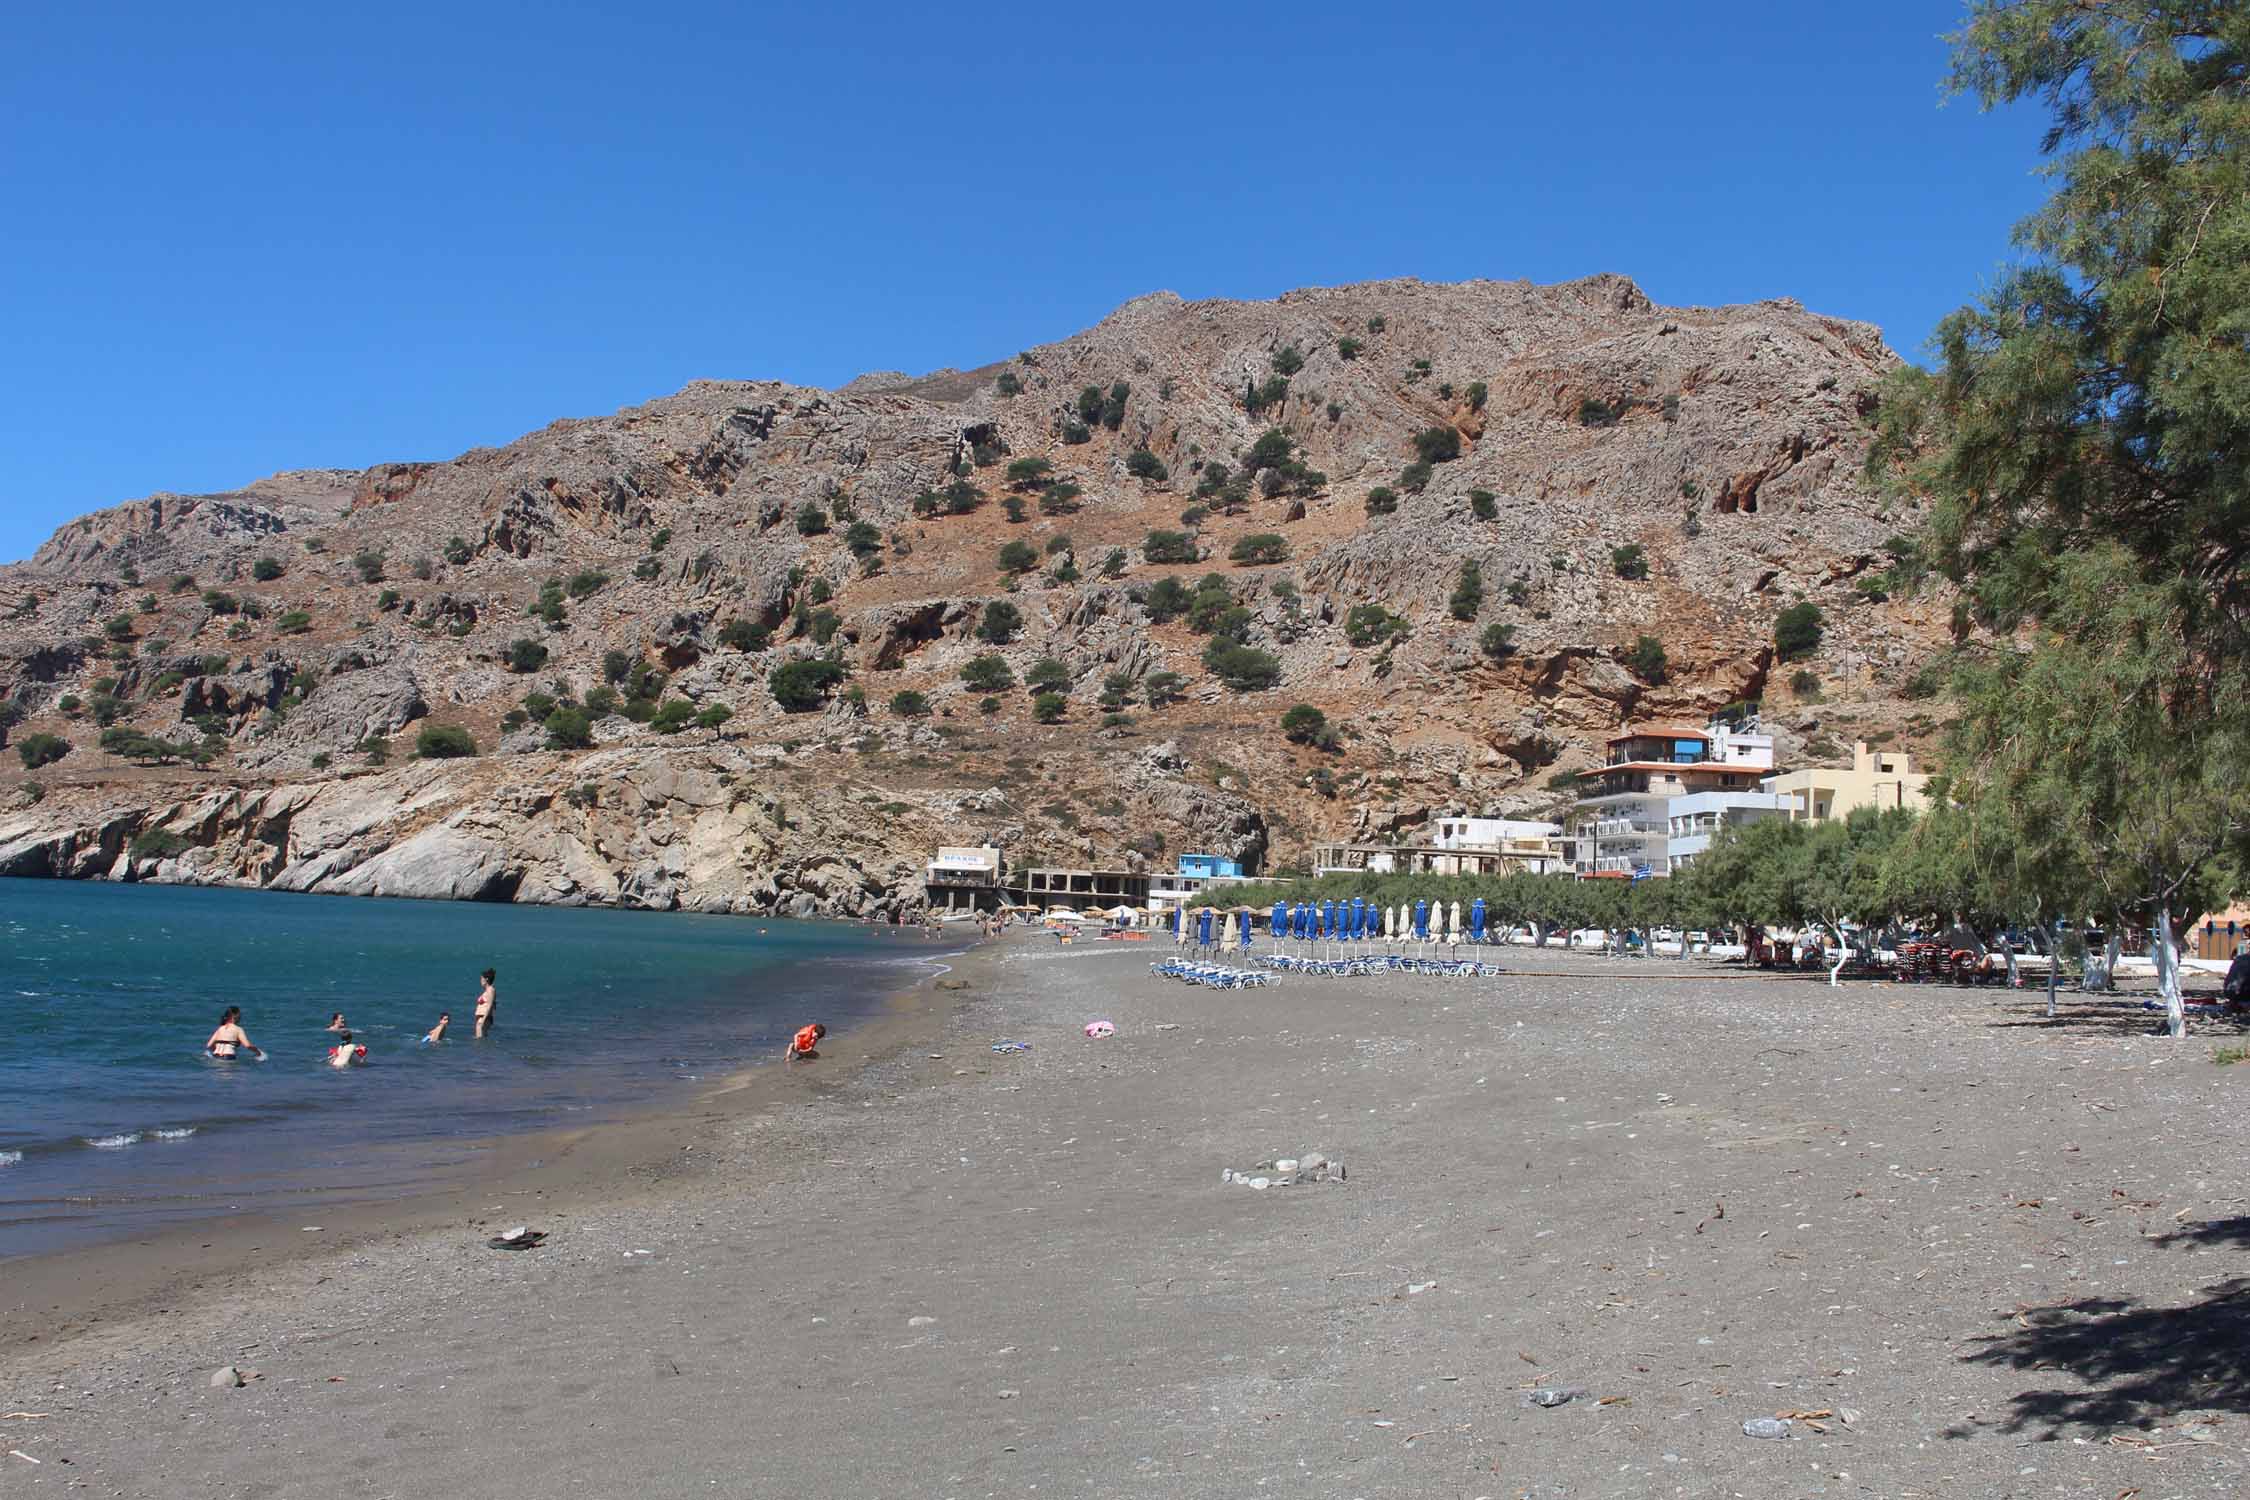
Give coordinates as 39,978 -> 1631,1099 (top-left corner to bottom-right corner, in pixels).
0,2 -> 2047,562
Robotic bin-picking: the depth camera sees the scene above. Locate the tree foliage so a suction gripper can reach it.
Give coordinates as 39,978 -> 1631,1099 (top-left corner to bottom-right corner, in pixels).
1863,0 -> 2250,1030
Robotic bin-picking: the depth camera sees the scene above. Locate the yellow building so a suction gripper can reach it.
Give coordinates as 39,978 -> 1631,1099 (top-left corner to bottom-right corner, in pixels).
1762,741 -> 1930,823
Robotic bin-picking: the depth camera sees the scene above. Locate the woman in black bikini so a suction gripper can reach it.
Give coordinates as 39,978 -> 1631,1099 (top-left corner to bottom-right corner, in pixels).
205,1005 -> 264,1060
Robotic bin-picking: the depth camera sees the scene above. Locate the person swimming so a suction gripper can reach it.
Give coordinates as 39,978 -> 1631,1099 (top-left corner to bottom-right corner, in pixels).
473,968 -> 498,1039
206,1006 -> 264,1060
423,1011 -> 451,1044
325,1012 -> 347,1032
327,1030 -> 367,1068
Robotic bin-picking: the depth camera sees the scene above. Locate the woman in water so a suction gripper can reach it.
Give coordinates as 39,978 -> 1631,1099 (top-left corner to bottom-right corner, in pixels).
206,1006 -> 264,1060
473,969 -> 497,1039
325,1012 -> 347,1032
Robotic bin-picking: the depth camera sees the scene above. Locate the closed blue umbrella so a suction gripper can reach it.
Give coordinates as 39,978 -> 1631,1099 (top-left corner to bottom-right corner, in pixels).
1347,897 -> 1362,942
1294,902 -> 1309,941
1239,912 -> 1252,949
1354,896 -> 1370,941
1413,899 -> 1429,941
1470,897 -> 1488,942
1270,901 -> 1286,946
1197,906 -> 1214,947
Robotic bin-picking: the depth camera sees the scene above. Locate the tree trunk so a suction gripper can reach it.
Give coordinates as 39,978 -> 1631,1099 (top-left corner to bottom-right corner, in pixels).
2044,918 -> 2062,1020
1534,920 -> 1549,948
1999,930 -> 2020,988
2157,905 -> 2186,1038
1825,921 -> 1848,988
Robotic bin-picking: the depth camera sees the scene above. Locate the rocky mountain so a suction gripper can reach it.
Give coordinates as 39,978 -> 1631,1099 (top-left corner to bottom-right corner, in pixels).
0,274 -> 1952,914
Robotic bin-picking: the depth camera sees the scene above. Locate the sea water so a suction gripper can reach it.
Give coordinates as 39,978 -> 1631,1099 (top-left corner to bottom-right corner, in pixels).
0,880 -> 960,1256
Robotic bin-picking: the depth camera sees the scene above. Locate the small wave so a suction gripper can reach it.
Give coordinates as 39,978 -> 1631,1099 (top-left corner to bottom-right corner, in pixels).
154,1127 -> 197,1140
0,1150 -> 22,1168
85,1132 -> 143,1150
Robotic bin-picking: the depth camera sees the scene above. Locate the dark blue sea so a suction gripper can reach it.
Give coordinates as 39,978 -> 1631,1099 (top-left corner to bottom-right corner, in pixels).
0,880 -> 961,1256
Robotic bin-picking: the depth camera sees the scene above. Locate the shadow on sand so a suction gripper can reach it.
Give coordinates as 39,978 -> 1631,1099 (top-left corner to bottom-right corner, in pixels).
1954,1243 -> 2250,1435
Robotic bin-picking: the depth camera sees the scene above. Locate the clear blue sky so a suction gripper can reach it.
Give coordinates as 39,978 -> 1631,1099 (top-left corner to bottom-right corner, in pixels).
0,1 -> 2047,563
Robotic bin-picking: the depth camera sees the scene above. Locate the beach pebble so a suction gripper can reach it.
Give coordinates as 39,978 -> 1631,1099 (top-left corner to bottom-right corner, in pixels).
908,1315 -> 937,1328
210,1365 -> 244,1389
1525,1386 -> 1581,1408
1407,1280 -> 1436,1295
1248,1176 -> 1271,1190
1741,1416 -> 1793,1440
1221,1168 -> 1234,1183
1275,1158 -> 1299,1174
996,1389 -> 1019,1400
1299,1152 -> 1327,1172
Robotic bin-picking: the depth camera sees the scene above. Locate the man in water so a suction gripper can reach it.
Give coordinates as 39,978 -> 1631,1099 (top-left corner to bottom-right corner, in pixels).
786,1022 -> 827,1062
205,1006 -> 264,1060
327,1030 -> 367,1068
474,968 -> 497,1039
423,1012 -> 451,1044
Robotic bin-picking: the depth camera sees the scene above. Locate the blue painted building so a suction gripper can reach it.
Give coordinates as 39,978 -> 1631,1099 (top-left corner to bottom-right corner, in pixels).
1177,853 -> 1242,879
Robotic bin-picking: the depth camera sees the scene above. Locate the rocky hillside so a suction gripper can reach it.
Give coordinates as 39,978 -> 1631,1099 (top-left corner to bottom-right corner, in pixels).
0,275 -> 1952,914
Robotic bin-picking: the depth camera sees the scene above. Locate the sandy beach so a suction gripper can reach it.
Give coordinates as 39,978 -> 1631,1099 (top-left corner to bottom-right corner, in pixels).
3,933 -> 2246,1498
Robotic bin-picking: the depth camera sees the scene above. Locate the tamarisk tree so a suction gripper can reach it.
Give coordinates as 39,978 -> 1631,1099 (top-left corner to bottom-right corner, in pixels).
1869,2 -> 2250,1034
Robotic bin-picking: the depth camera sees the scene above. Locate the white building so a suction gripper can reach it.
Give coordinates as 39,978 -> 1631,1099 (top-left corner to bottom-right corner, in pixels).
1430,817 -> 1562,850
924,846 -> 1003,912
1571,722 -> 1778,878
1665,790 -> 1785,870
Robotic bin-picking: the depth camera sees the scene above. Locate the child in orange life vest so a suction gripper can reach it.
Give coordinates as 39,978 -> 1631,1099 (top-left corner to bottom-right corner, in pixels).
786,1022 -> 827,1062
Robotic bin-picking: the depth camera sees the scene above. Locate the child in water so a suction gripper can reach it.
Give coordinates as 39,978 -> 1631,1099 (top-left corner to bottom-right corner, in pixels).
327,1030 -> 368,1068
423,1012 -> 451,1044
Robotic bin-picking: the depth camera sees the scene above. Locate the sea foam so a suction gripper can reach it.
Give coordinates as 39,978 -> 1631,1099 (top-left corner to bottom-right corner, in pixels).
155,1127 -> 197,1140
85,1132 -> 142,1150
0,1150 -> 22,1167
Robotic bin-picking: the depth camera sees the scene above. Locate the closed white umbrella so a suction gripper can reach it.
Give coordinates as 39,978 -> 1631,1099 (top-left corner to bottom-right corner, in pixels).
1393,904 -> 1408,944
1382,905 -> 1394,941
1449,900 -> 1463,946
1219,911 -> 1236,953
1174,908 -> 1187,947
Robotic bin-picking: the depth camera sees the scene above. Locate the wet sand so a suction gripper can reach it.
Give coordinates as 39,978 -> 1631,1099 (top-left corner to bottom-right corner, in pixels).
3,935 -> 2245,1498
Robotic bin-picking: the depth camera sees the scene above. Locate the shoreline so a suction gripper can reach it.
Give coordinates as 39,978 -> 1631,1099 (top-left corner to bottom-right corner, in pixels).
0,927 -> 999,1358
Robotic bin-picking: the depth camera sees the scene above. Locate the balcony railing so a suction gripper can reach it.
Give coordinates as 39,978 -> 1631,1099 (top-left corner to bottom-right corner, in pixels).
1595,817 -> 1666,836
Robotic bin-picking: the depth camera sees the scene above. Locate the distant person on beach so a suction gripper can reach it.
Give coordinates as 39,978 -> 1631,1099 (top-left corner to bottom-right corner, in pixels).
327,1030 -> 367,1068
205,1006 -> 264,1060
325,1012 -> 347,1032
786,1022 -> 826,1062
2225,943 -> 2250,1004
423,1012 -> 451,1044
474,969 -> 497,1038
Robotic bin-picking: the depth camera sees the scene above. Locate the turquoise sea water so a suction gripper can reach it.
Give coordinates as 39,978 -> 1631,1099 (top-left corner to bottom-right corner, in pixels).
0,880 -> 961,1256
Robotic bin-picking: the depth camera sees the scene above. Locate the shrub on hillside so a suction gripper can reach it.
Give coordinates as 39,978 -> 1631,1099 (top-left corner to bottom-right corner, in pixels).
1774,602 -> 1825,661
414,724 -> 477,758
